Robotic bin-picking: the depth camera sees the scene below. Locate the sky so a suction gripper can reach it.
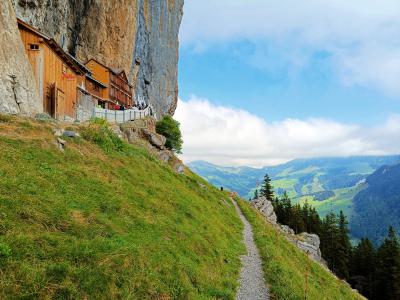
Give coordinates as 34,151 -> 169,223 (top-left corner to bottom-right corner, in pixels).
175,0 -> 400,167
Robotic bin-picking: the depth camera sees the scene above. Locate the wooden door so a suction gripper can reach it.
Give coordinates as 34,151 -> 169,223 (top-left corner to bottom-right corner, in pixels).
45,83 -> 56,117
56,90 -> 65,120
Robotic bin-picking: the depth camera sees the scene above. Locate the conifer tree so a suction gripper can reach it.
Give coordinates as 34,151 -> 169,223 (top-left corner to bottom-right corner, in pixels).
336,211 -> 352,280
375,227 -> 400,300
253,189 -> 259,200
260,173 -> 274,201
281,191 -> 292,225
349,238 -> 376,299
320,212 -> 339,272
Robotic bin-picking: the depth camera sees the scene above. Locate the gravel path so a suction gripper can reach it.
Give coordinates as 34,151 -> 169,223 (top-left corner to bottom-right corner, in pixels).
232,199 -> 269,300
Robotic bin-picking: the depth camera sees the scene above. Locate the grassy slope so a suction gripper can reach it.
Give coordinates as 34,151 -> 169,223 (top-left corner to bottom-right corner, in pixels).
295,184 -> 366,217
0,116 -> 244,299
237,199 -> 363,300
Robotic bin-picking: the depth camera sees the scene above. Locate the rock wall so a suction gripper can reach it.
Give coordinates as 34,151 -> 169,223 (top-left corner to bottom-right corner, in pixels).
10,0 -> 184,118
251,196 -> 325,264
0,0 -> 41,115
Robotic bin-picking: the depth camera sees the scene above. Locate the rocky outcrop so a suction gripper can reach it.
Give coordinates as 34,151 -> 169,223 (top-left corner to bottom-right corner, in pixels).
251,196 -> 277,224
0,0 -> 41,116
9,0 -> 184,118
251,196 -> 324,264
119,117 -> 185,174
295,233 -> 323,263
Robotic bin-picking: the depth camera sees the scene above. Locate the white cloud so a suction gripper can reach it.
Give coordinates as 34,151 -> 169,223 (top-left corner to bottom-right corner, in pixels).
180,0 -> 400,97
175,97 -> 400,167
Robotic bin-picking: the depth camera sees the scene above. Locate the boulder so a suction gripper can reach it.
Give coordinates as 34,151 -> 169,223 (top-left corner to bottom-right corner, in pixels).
280,225 -> 295,235
63,130 -> 80,138
141,129 -> 166,150
251,196 -> 277,224
295,233 -> 323,263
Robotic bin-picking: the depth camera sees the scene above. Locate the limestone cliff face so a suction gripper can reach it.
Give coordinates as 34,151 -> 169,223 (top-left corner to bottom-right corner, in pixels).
0,0 -> 41,115
11,0 -> 183,117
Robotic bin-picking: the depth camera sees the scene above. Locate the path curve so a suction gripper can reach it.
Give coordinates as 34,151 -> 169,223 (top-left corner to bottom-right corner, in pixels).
231,198 -> 269,300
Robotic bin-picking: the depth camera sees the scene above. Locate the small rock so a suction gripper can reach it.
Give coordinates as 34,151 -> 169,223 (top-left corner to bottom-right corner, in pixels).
158,150 -> 173,162
63,130 -> 80,138
280,225 -> 295,235
54,129 -> 64,137
56,138 -> 67,151
175,164 -> 185,174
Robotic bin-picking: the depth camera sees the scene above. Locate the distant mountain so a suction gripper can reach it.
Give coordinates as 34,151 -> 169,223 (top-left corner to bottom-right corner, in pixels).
188,156 -> 400,199
350,163 -> 400,244
187,161 -> 266,197
189,156 -> 400,242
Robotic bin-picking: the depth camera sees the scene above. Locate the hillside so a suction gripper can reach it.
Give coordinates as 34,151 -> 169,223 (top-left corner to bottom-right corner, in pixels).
0,116 -> 244,299
350,163 -> 400,244
0,115 -> 363,299
237,199 -> 363,300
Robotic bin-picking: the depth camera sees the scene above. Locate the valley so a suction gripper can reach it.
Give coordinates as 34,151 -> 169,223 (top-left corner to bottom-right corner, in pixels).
189,155 -> 400,242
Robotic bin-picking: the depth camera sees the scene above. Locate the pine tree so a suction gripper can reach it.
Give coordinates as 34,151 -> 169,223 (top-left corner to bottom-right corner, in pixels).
260,173 -> 274,201
281,191 -> 292,225
349,238 -> 376,299
253,189 -> 259,200
320,212 -> 339,273
336,211 -> 352,280
375,227 -> 400,300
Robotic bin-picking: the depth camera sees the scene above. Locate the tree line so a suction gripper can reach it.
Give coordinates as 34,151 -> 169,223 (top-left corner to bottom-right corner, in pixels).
254,174 -> 400,300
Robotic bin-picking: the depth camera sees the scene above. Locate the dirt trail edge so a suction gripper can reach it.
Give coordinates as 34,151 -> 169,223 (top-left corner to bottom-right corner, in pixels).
231,198 -> 270,300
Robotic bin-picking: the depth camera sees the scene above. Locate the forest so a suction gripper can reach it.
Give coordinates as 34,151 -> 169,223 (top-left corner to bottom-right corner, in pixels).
258,174 -> 400,300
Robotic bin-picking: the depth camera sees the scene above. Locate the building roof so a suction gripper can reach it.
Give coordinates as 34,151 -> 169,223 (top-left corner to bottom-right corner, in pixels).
17,18 -> 88,76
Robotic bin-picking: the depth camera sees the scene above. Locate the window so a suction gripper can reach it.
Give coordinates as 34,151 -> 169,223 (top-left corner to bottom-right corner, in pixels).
29,44 -> 39,50
92,82 -> 100,92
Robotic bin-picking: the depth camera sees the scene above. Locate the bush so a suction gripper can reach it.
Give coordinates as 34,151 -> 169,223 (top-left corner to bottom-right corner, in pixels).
156,115 -> 183,153
80,118 -> 125,152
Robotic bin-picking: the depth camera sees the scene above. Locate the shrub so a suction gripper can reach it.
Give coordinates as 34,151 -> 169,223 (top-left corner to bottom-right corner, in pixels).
80,118 -> 125,152
156,115 -> 183,153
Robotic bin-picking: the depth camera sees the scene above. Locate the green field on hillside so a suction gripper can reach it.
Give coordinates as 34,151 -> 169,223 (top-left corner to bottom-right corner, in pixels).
0,116 -> 244,299
237,199 -> 363,300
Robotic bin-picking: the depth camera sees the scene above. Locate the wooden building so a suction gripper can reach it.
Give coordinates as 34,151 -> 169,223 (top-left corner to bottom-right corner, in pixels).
85,59 -> 134,109
17,19 -> 88,120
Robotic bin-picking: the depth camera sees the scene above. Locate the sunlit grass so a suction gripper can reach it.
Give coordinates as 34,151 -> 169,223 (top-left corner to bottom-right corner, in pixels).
237,199 -> 364,300
0,117 -> 244,299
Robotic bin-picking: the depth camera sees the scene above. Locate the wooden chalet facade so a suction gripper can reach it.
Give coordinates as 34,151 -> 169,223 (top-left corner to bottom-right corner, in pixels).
18,19 -> 134,121
85,59 -> 134,109
17,19 -> 88,120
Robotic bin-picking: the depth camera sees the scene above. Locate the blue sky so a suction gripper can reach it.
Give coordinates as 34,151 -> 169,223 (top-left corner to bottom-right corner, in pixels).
179,41 -> 400,125
175,0 -> 400,166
